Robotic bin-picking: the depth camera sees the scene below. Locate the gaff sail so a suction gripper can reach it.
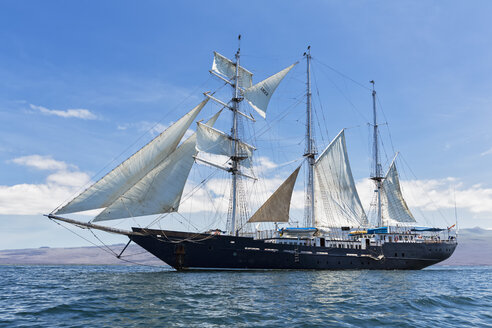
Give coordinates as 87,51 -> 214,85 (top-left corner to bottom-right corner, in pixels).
380,157 -> 416,225
247,166 -> 301,223
313,130 -> 367,228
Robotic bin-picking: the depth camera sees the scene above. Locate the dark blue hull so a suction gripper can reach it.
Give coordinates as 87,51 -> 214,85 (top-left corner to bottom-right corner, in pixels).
130,228 -> 457,270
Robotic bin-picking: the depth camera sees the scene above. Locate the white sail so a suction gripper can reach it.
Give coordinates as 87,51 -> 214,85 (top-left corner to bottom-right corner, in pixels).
247,166 -> 300,223
196,122 -> 255,168
94,110 -> 222,221
55,99 -> 208,215
313,130 -> 367,228
242,63 -> 297,118
381,159 -> 416,224
212,51 -> 253,88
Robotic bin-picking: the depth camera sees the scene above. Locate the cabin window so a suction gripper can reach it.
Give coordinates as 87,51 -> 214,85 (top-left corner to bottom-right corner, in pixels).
395,253 -> 398,257
401,253 -> 405,257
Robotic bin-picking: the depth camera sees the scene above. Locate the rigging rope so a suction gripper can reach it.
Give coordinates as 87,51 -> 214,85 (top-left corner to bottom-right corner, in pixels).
398,154 -> 451,226
312,58 -> 371,91
48,217 -> 165,268
53,76 -> 216,214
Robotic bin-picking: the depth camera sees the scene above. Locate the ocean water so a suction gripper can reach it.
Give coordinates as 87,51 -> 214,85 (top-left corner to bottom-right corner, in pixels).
0,265 -> 490,328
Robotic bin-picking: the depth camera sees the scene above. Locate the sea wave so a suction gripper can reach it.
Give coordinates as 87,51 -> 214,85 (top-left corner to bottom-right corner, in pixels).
0,266 -> 490,327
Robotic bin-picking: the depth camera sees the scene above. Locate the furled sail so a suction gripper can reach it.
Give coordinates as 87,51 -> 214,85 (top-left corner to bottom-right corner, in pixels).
313,130 -> 367,228
380,159 -> 416,224
212,51 -> 253,88
196,122 -> 255,168
55,99 -> 208,215
93,110 -> 222,221
242,63 -> 297,118
247,166 -> 301,223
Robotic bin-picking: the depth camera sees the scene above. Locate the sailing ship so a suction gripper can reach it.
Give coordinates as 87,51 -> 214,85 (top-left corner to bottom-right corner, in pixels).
47,37 -> 457,270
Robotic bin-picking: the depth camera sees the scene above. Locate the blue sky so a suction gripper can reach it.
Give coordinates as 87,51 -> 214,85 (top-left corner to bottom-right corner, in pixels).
1,1 -> 492,249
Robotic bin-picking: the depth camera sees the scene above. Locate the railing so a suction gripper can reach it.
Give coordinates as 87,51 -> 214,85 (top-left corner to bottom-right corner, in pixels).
255,229 -> 277,240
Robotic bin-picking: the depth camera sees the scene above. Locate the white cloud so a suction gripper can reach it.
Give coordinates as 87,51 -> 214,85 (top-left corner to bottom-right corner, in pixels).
1,156 -> 91,215
46,171 -> 91,187
10,155 -> 72,171
254,156 -> 278,174
5,151 -> 491,225
357,177 -> 492,216
481,147 -> 492,156
182,173 -> 492,226
30,104 -> 98,120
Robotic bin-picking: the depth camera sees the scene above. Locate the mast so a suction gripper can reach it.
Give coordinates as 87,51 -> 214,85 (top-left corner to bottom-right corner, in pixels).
205,38 -> 296,235
230,35 -> 242,236
370,80 -> 383,227
304,46 -> 316,228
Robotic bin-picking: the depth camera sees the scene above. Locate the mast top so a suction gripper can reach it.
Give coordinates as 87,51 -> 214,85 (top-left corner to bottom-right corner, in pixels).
303,45 -> 311,57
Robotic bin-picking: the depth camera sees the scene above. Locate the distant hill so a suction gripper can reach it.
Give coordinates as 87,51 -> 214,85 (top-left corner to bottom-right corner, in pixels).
0,243 -> 166,266
0,228 -> 490,266
438,227 -> 492,266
